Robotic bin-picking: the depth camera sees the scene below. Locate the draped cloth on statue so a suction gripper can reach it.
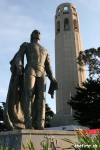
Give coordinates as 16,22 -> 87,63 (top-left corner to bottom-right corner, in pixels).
4,53 -> 25,130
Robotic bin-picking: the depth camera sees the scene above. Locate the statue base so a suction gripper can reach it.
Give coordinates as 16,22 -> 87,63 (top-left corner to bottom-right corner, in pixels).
50,113 -> 77,127
0,129 -> 77,150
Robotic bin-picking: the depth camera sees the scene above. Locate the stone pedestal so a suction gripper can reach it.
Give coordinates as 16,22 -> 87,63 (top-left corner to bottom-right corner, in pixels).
51,113 -> 77,127
0,130 -> 78,150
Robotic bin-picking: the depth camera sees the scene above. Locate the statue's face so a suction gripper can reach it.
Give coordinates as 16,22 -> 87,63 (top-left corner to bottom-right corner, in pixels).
31,30 -> 40,41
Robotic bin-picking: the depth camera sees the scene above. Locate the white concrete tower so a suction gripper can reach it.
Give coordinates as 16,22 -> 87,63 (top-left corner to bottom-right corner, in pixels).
51,3 -> 85,126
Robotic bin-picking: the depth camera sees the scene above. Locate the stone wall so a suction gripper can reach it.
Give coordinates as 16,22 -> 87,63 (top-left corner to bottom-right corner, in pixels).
0,130 -> 78,150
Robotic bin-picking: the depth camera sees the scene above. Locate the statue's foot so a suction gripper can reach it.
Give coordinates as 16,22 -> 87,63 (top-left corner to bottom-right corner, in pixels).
35,127 -> 44,130
14,123 -> 25,129
39,127 -> 44,130
25,126 -> 34,129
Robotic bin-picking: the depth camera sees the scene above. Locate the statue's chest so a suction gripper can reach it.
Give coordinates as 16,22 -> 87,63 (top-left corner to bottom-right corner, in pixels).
26,44 -> 40,59
26,44 -> 46,63
31,44 -> 40,57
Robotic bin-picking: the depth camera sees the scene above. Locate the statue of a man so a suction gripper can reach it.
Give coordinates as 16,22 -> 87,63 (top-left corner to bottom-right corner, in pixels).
4,30 -> 58,130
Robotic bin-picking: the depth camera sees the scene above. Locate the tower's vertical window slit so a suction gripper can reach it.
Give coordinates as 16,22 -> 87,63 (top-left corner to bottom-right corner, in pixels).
64,18 -> 70,30
56,21 -> 60,34
74,19 -> 79,31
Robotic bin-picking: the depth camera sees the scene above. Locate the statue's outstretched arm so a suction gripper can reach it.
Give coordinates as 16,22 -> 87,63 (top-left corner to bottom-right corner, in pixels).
45,53 -> 58,98
45,53 -> 54,81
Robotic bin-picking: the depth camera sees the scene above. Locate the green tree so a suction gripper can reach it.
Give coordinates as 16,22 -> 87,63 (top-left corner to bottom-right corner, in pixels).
78,47 -> 100,78
0,102 -> 7,131
45,103 -> 54,128
68,47 -> 100,128
68,78 -> 100,128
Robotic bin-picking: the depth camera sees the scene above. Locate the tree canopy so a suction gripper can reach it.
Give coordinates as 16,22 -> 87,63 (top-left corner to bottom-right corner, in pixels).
0,102 -> 7,131
68,78 -> 100,128
78,47 -> 100,78
68,47 -> 100,128
45,103 -> 54,128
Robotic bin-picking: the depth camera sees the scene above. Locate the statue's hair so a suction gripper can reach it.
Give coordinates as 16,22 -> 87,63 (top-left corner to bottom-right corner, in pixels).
30,30 -> 40,42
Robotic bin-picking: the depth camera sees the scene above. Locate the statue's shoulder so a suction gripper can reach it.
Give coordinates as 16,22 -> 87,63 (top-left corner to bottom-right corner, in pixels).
20,42 -> 30,48
39,44 -> 48,54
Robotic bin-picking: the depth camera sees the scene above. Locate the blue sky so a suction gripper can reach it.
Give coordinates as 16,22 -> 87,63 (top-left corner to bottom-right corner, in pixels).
0,0 -> 100,113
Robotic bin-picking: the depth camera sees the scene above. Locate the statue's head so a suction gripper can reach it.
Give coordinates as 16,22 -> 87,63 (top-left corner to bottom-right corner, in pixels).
30,30 -> 40,42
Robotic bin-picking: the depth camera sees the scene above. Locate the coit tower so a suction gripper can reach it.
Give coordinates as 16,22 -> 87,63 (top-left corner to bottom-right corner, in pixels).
51,3 -> 85,126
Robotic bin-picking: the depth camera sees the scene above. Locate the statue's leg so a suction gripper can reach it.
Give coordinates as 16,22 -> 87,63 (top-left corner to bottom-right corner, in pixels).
31,94 -> 37,128
24,73 -> 36,129
34,77 -> 46,129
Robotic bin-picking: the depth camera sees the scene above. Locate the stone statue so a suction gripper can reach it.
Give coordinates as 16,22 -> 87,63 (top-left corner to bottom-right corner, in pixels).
4,30 -> 58,130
